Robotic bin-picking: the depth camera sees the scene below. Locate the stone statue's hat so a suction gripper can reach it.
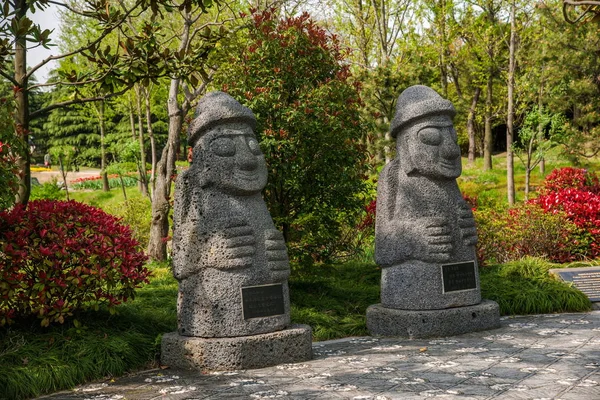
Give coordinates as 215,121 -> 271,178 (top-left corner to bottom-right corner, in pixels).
390,85 -> 455,138
188,91 -> 256,147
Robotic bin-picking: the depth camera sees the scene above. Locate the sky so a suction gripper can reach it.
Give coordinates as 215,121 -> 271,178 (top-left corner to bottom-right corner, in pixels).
28,4 -> 62,83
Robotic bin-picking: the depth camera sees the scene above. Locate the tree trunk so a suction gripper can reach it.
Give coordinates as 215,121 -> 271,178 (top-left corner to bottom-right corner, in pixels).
467,87 -> 481,165
99,100 -> 110,192
135,86 -> 149,197
438,0 -> 448,98
506,0 -> 516,206
483,69 -> 493,171
14,0 -> 30,206
147,78 -> 183,261
144,86 -> 157,192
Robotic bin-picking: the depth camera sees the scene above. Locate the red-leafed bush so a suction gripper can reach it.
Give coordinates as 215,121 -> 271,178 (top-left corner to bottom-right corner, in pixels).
541,167 -> 600,194
357,200 -> 376,231
475,204 -> 589,265
530,187 -> 600,259
0,200 -> 150,326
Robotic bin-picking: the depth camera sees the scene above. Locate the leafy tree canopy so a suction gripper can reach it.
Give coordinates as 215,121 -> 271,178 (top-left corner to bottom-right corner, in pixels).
211,9 -> 370,264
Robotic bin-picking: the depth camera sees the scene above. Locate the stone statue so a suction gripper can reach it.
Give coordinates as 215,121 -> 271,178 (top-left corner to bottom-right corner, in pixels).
172,91 -> 290,337
375,85 -> 481,310
367,85 -> 499,338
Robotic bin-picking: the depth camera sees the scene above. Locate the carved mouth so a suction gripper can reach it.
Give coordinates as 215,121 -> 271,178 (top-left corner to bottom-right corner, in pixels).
441,160 -> 458,169
235,171 -> 258,181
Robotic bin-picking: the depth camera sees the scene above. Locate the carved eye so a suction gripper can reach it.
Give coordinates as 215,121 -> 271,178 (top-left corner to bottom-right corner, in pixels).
247,138 -> 261,155
419,128 -> 442,146
210,137 -> 236,157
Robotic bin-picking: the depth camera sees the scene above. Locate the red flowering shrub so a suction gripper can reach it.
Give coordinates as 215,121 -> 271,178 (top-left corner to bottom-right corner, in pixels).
0,200 -> 150,326
541,167 -> 600,194
475,204 -> 589,265
531,187 -> 600,259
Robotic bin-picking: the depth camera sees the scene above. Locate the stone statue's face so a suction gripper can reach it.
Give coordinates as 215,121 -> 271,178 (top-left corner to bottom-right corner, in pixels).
402,115 -> 461,179
199,123 -> 268,195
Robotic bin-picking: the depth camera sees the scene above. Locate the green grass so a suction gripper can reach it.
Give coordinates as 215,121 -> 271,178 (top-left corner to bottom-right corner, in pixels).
481,257 -> 592,315
69,186 -> 146,209
0,263 -> 177,400
290,262 -> 380,341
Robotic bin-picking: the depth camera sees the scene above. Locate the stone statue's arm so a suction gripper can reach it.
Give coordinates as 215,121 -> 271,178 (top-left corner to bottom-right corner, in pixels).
265,229 -> 291,279
172,216 -> 257,281
374,163 -> 453,265
457,197 -> 478,247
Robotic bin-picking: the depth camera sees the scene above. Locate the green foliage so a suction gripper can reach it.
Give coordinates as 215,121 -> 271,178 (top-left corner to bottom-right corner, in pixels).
105,197 -> 152,248
29,180 -> 65,201
0,92 -> 19,210
0,263 -> 177,400
212,10 -> 369,263
290,262 -> 380,340
475,203 -> 589,265
480,257 -> 592,315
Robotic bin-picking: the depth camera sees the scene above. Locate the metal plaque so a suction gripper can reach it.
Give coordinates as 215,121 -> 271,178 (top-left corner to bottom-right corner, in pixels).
241,283 -> 285,319
550,267 -> 600,302
442,261 -> 477,293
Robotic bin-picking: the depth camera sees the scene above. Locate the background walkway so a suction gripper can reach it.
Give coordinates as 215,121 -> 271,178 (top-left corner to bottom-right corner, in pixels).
40,311 -> 600,400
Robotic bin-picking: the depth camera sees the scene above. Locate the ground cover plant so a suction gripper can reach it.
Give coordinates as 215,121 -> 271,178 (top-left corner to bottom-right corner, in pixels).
0,264 -> 176,400
71,174 -> 138,191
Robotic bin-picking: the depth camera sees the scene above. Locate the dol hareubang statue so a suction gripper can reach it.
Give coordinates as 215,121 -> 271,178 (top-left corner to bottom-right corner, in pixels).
367,85 -> 500,338
172,91 -> 291,337
376,86 -> 477,270
162,92 -> 311,371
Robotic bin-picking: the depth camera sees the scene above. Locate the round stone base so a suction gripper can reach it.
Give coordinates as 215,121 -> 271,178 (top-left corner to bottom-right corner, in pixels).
366,300 -> 500,339
161,324 -> 312,371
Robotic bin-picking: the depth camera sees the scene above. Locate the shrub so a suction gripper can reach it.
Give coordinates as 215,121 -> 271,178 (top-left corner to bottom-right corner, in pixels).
212,9 -> 369,263
29,179 -> 65,201
0,200 -> 150,326
105,198 -> 152,248
531,187 -> 600,258
541,167 -> 599,194
475,203 -> 588,265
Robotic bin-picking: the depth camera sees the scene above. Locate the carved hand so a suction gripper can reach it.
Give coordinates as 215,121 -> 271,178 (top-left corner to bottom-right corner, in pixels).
265,229 -> 290,279
417,217 -> 453,263
207,220 -> 256,269
458,203 -> 478,247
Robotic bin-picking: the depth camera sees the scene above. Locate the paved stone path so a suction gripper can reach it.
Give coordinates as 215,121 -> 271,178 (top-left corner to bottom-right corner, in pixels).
39,311 -> 600,400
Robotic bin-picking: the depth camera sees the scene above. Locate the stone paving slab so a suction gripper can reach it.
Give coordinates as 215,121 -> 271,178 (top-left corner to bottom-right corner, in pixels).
38,311 -> 600,400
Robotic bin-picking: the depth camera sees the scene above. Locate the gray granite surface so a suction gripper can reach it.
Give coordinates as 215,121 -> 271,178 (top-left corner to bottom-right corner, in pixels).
38,311 -> 600,400
374,85 -> 481,310
367,300 -> 500,339
172,91 -> 292,338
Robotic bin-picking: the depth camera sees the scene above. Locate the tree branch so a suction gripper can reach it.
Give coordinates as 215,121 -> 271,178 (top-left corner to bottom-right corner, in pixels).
25,0 -> 143,80
0,68 -> 18,86
30,85 -> 132,118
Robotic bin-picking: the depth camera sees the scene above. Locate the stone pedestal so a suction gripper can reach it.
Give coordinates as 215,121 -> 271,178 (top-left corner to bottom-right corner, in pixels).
161,324 -> 313,371
367,300 -> 500,339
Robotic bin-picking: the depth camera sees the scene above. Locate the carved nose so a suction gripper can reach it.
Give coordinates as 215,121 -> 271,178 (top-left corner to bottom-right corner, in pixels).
441,140 -> 460,160
238,145 -> 258,171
